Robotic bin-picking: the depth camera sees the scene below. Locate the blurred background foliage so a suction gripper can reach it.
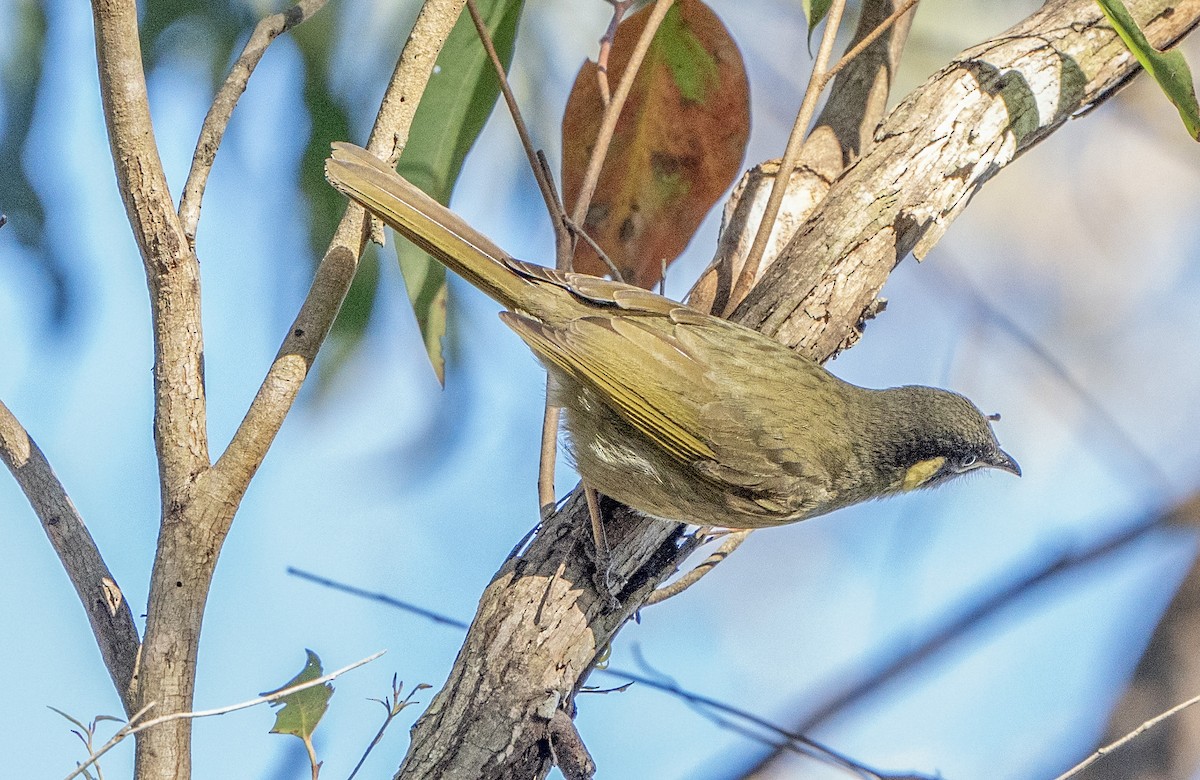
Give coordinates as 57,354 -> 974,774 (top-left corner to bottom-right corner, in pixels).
3,0 -> 383,374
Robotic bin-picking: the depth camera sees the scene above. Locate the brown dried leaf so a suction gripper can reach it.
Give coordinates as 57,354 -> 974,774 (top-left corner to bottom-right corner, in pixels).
562,0 -> 750,288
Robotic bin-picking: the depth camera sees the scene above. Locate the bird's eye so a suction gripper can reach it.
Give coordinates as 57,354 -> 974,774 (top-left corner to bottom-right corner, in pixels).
958,455 -> 977,470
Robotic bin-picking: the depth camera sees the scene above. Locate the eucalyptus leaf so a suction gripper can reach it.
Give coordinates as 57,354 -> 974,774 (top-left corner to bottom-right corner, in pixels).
395,0 -> 525,384
804,0 -> 832,50
1096,0 -> 1200,139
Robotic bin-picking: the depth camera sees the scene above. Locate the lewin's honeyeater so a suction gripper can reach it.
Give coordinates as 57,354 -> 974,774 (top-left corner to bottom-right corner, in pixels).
325,143 -> 1019,529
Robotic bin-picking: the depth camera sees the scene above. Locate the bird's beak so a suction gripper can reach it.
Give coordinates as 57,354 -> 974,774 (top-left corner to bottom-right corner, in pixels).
990,450 -> 1021,477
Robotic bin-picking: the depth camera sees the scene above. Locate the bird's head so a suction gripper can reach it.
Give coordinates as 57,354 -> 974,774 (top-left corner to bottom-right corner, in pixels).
872,386 -> 1020,493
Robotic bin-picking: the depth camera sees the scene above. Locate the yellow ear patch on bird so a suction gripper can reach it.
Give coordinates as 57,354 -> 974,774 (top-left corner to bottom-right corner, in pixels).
902,457 -> 947,491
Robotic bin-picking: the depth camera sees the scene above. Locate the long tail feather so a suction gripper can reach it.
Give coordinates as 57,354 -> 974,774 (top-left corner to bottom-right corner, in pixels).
325,142 -> 530,310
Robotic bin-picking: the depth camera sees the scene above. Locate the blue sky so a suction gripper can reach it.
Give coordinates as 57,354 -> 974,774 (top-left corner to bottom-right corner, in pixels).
3,1 -> 1200,778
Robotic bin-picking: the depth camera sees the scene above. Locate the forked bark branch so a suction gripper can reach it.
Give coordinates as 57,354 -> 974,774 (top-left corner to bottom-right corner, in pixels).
83,0 -> 470,776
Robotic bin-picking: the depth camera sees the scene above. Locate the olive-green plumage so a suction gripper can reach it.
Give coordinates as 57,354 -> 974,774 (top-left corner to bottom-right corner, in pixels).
325,143 -> 1019,529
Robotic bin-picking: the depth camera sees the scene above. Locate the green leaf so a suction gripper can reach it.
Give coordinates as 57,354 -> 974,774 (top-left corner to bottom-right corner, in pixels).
804,0 -> 832,51
1096,0 -> 1200,140
395,0 -> 525,385
398,246 -> 449,382
264,650 -> 332,741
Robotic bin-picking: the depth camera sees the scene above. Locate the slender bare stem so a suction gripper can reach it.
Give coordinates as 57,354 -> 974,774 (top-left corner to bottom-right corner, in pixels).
568,0 -> 675,240
180,0 -> 330,244
465,0 -> 568,252
1054,684 -> 1200,778
825,0 -> 919,87
725,0 -> 917,316
645,530 -> 752,605
724,0 -> 848,315
538,399 -> 561,514
596,1 -> 635,105
0,400 -> 141,710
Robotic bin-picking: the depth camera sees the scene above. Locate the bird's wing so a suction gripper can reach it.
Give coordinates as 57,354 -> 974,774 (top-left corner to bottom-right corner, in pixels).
498,310 -> 718,464
504,258 -> 686,317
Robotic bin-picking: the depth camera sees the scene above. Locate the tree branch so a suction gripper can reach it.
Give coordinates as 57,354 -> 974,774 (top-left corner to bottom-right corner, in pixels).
732,0 -> 1200,358
395,2 -> 1200,778
91,0 -> 210,508
0,400 -> 140,712
88,1 -> 470,777
179,0 -> 331,244
211,0 -> 468,496
92,2 -> 212,774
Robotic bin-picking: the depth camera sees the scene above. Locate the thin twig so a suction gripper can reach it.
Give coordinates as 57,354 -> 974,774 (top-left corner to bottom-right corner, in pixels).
562,214 -> 624,281
50,708 -> 122,780
288,567 -> 469,629
349,677 -> 430,779
726,0 -> 919,316
596,1 -> 635,105
645,530 -> 751,605
464,0 -> 569,256
569,0 -> 675,240
62,703 -> 156,780
179,0 -> 329,244
62,652 -> 385,780
0,400 -> 141,711
823,0 -> 920,87
724,0 -> 848,315
538,397 -> 561,515
613,652 -> 900,780
584,484 -> 610,570
1052,690 -> 1200,780
536,150 -> 574,266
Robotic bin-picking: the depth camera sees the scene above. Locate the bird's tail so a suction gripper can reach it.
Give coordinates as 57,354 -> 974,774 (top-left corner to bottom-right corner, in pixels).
325,142 -> 530,310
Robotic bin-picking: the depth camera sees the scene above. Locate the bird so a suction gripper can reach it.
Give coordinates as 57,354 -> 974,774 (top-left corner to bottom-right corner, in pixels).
325,142 -> 1019,530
